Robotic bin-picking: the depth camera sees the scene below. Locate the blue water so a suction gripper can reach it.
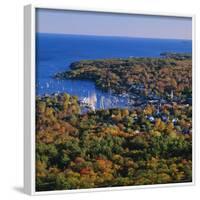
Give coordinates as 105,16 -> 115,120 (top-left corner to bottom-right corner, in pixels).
36,33 -> 192,109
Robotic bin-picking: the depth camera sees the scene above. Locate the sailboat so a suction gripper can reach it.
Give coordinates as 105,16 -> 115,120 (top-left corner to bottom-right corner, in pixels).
100,96 -> 105,109
82,91 -> 97,111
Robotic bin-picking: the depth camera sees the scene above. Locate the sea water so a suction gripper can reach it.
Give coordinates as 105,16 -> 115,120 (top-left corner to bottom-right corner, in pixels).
36,33 -> 192,109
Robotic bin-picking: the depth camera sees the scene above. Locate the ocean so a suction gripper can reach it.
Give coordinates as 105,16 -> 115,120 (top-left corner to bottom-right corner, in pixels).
36,33 -> 192,109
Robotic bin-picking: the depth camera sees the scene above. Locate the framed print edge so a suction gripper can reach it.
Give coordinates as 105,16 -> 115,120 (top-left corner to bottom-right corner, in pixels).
24,4 -> 36,195
24,4 -> 195,196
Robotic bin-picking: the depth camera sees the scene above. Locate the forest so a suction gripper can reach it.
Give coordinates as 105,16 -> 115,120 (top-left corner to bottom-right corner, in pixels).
55,53 -> 192,102
36,92 -> 192,191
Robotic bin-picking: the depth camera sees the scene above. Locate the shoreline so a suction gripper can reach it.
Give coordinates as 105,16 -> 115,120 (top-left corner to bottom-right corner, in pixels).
53,53 -> 192,110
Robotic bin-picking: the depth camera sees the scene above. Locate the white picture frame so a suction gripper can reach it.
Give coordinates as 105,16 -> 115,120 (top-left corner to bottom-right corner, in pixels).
24,4 -> 196,195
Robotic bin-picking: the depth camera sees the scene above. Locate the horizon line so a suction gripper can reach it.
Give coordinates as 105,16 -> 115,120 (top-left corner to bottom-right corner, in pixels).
36,32 -> 192,41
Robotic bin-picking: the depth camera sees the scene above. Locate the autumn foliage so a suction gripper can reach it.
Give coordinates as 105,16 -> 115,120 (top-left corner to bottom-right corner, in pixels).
36,93 -> 192,191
